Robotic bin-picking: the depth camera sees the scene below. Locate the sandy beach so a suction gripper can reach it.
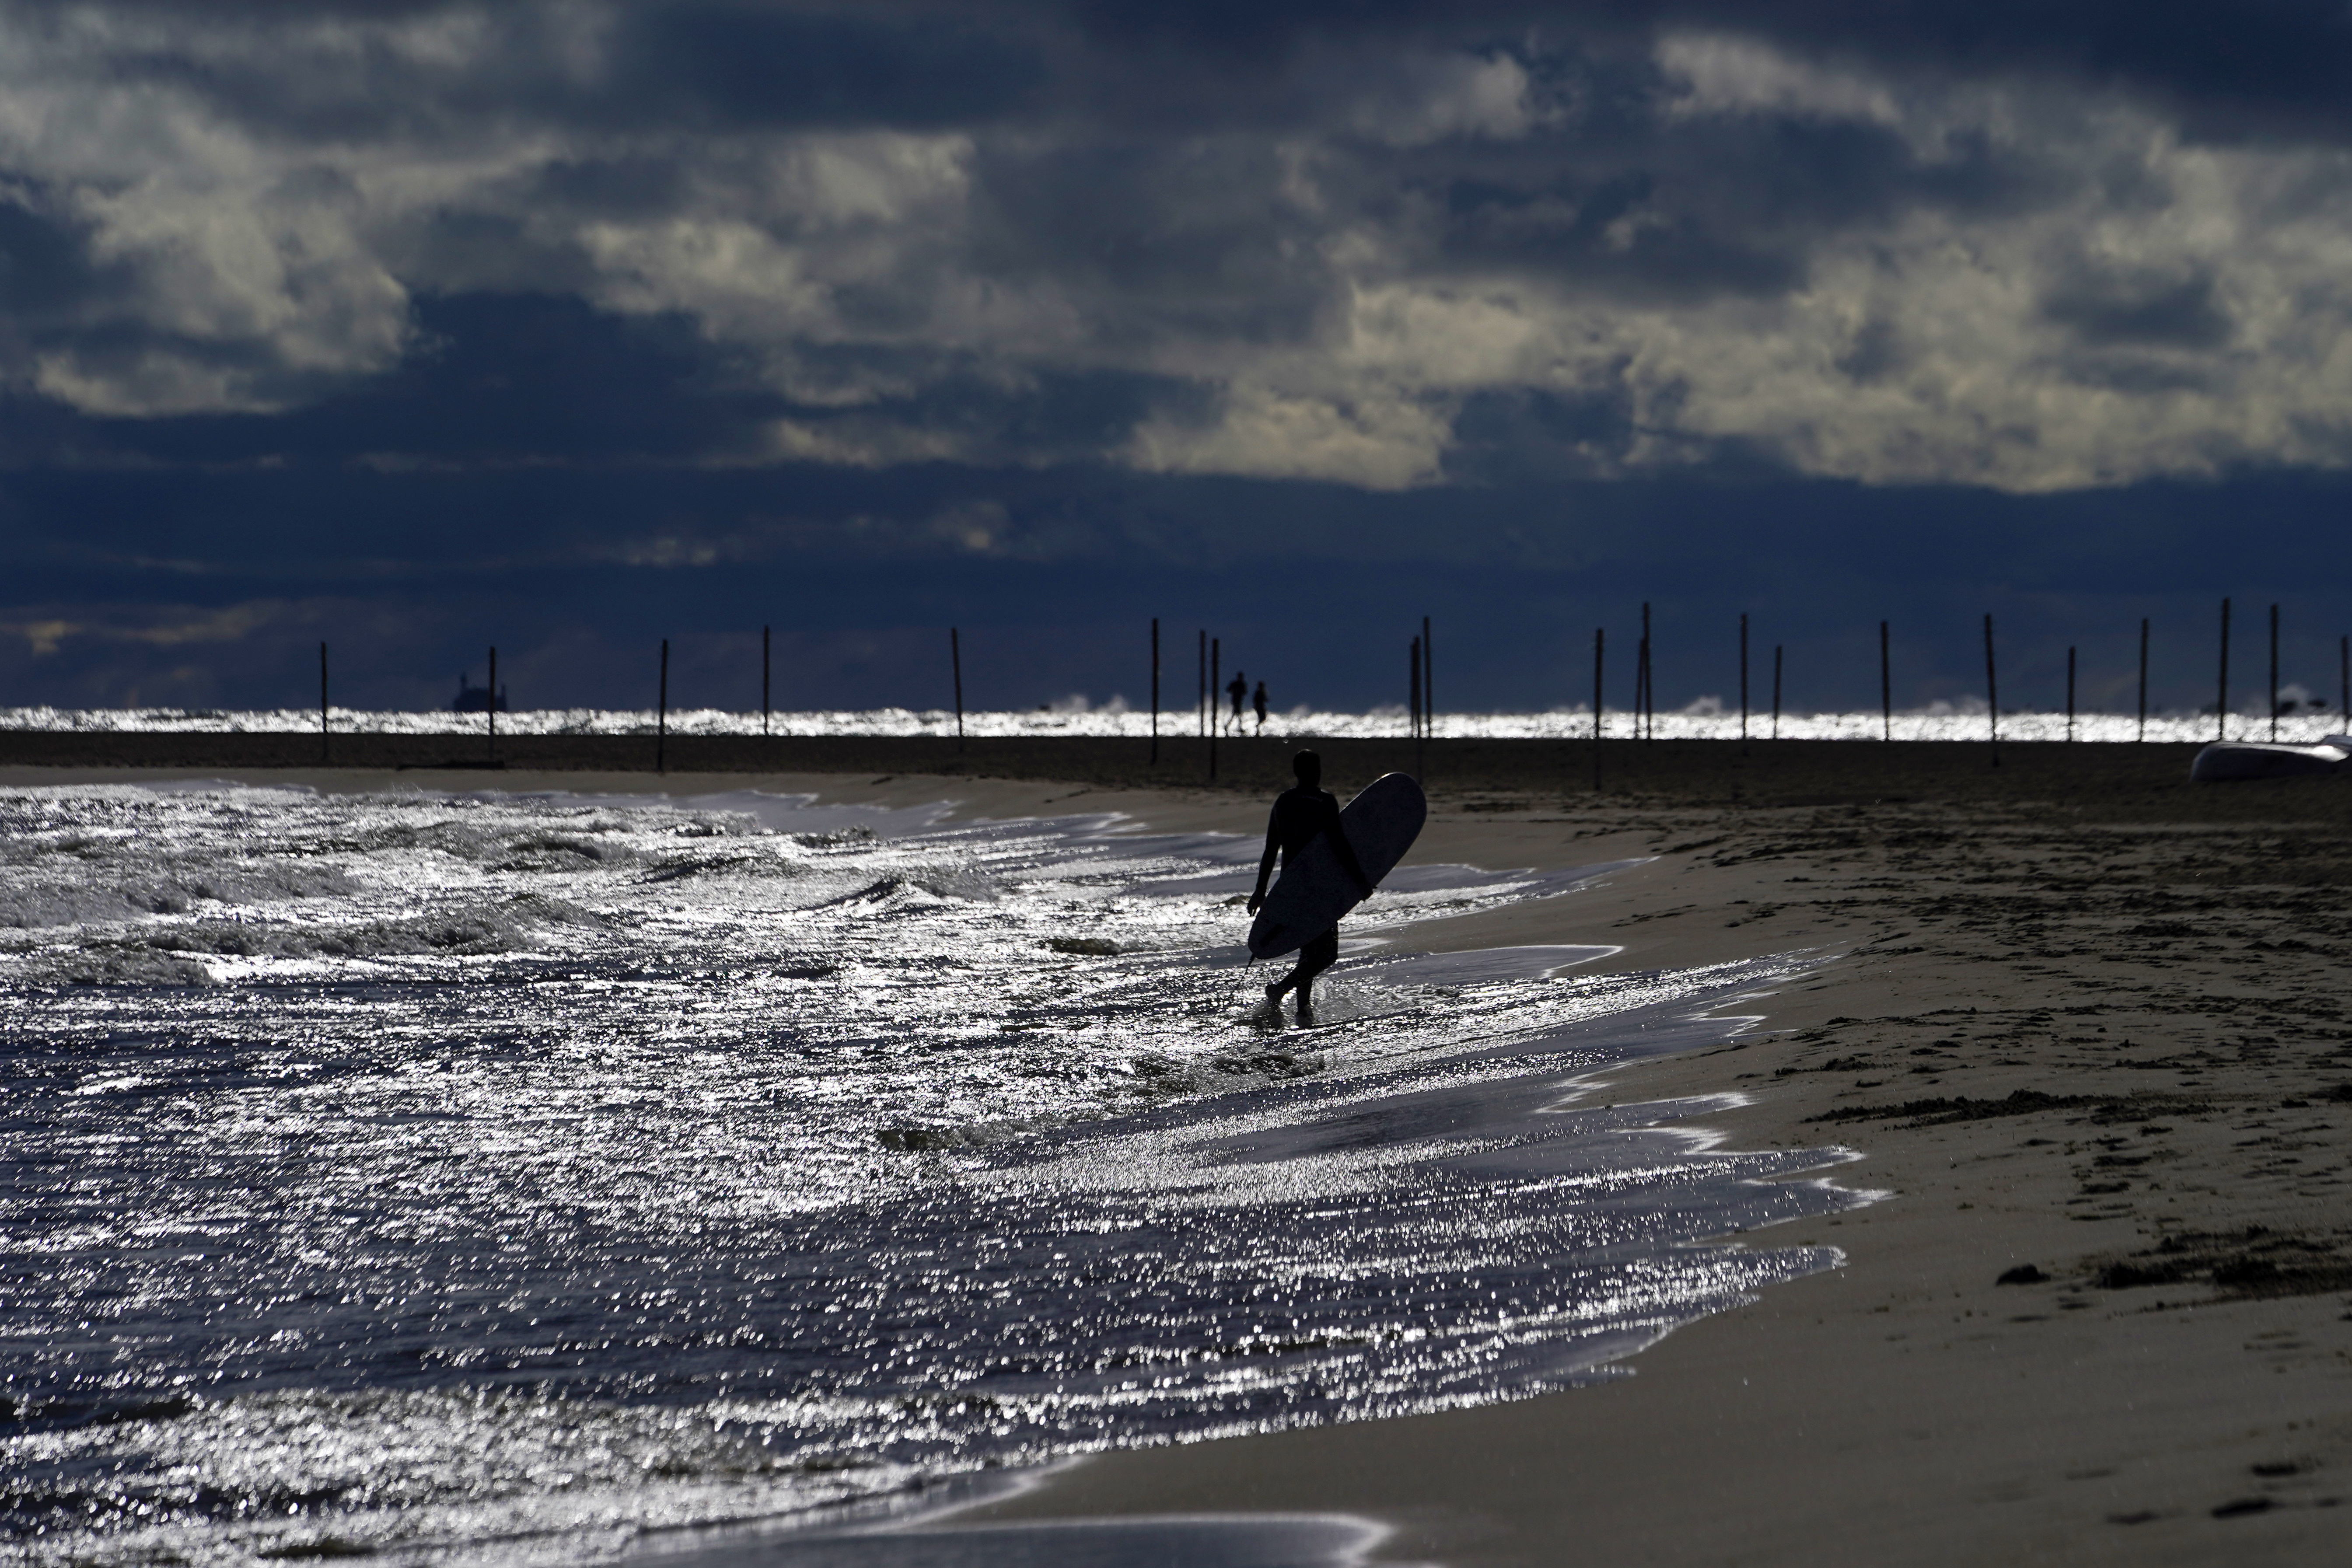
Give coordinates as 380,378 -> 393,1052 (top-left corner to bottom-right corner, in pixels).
950,747 -> 2352,1565
11,738 -> 2352,1564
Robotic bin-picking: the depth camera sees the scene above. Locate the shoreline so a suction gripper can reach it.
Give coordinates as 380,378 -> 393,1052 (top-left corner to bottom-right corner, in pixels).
942,763 -> 2352,1563
0,731 -> 2221,807
12,752 -> 2352,1562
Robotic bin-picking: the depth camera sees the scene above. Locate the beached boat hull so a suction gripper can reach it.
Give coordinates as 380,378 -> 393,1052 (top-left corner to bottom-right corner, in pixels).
2189,740 -> 2349,780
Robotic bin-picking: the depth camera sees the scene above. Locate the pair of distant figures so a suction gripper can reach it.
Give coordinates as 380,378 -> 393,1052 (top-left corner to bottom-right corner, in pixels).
1223,671 -> 1269,734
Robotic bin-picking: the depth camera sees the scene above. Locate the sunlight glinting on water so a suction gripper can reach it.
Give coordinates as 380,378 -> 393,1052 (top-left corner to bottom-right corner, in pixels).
2,784 -> 1870,1568
0,705 -> 2324,743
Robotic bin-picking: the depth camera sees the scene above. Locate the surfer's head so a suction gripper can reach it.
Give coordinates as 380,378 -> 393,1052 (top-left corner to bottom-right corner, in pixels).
1292,750 -> 1322,786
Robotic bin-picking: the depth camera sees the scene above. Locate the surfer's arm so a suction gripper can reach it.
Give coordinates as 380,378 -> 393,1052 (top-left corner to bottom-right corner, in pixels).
1247,806 -> 1282,914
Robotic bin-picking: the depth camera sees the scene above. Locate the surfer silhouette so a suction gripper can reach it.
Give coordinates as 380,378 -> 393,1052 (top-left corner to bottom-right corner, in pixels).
1248,750 -> 1372,1025
1252,681 -> 1268,732
1226,670 -> 1248,733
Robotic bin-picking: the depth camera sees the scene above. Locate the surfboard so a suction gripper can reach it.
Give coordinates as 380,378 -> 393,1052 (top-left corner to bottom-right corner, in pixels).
1247,772 -> 1427,960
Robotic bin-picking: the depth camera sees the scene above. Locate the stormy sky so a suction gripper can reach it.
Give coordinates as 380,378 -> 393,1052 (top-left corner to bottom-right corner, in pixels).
3,0 -> 2350,716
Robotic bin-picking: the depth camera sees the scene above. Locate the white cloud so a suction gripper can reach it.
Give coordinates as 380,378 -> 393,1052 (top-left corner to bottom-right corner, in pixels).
1125,378 -> 1453,490
7,9 -> 2352,494
1349,52 -> 1545,147
1657,31 -> 1903,126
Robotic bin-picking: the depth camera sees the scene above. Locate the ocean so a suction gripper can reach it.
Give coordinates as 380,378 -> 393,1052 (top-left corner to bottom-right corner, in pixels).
0,703 -> 2304,745
1,780 -> 1873,1565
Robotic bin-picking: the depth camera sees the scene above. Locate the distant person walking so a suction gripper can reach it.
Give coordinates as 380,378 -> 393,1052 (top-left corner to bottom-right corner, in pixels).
1252,681 -> 1269,733
1248,750 -> 1371,1026
1226,668 -> 1248,733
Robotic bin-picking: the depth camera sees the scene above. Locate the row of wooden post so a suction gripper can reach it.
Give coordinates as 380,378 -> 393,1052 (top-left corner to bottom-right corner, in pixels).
1583,598 -> 2348,789
311,599 -> 2347,779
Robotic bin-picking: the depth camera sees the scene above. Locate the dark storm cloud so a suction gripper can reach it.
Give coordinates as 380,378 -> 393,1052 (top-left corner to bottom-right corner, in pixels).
605,7 -> 1049,130
10,0 -> 2342,484
11,0 -> 2352,715
965,136 -> 1335,347
0,196 -> 103,318
2043,267 -> 2234,351
1702,1 -> 2352,144
4,447 -> 2347,719
1058,1 -> 2352,144
0,295 -> 765,471
74,0 -> 2352,143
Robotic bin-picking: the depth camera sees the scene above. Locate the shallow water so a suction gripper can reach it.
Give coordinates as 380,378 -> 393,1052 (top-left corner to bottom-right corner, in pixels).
0,785 -> 1870,1566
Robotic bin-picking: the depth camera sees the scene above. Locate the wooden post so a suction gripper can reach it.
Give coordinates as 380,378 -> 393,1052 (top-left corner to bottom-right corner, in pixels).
762,625 -> 771,737
657,638 -> 668,774
2217,597 -> 2230,743
1634,633 -> 1648,742
1150,618 -> 1160,765
487,645 -> 498,764
1422,615 -> 1433,740
1197,630 -> 1206,738
1879,620 -> 1891,741
1592,627 -> 1604,793
1410,636 -> 1422,776
2138,618 -> 2149,743
1639,601 -> 1652,741
318,641 -> 329,764
1984,614 -> 1999,767
1209,637 -> 1220,781
951,627 -> 964,752
2066,645 -> 2076,741
2269,603 -> 2280,743
1738,612 -> 1749,751
2342,633 -> 2349,732
1409,637 -> 1420,733
1772,644 -> 1783,740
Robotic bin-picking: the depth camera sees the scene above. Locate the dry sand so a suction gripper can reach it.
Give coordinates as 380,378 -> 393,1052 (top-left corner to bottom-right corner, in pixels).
12,738 -> 2352,1563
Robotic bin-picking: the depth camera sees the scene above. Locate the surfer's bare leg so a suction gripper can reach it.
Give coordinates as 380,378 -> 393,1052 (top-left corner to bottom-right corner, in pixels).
1280,927 -> 1339,1020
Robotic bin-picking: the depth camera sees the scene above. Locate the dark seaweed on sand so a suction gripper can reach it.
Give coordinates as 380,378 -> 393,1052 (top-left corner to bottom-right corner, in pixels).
1804,1089 -> 2099,1125
1807,1089 -> 2222,1128
2090,1226 -> 2352,1299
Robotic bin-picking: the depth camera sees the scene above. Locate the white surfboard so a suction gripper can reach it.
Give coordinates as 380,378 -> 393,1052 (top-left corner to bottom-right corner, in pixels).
2190,740 -> 2349,780
1247,773 -> 1427,960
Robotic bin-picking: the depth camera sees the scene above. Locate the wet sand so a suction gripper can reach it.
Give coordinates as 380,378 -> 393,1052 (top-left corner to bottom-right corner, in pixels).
0,728 -> 2229,813
957,752 -> 2352,1564
12,740 -> 2352,1563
